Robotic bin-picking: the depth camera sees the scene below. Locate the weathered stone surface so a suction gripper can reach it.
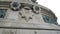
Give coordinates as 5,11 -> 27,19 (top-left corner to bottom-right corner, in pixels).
0,0 -> 60,34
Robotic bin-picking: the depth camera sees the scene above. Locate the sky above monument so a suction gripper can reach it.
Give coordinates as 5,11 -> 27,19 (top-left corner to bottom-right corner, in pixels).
37,0 -> 60,25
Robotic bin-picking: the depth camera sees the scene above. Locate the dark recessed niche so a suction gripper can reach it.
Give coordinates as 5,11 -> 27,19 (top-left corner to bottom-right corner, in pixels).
35,6 -> 39,11
0,9 -> 7,18
12,2 -> 19,8
10,2 -> 21,11
42,15 -> 58,25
